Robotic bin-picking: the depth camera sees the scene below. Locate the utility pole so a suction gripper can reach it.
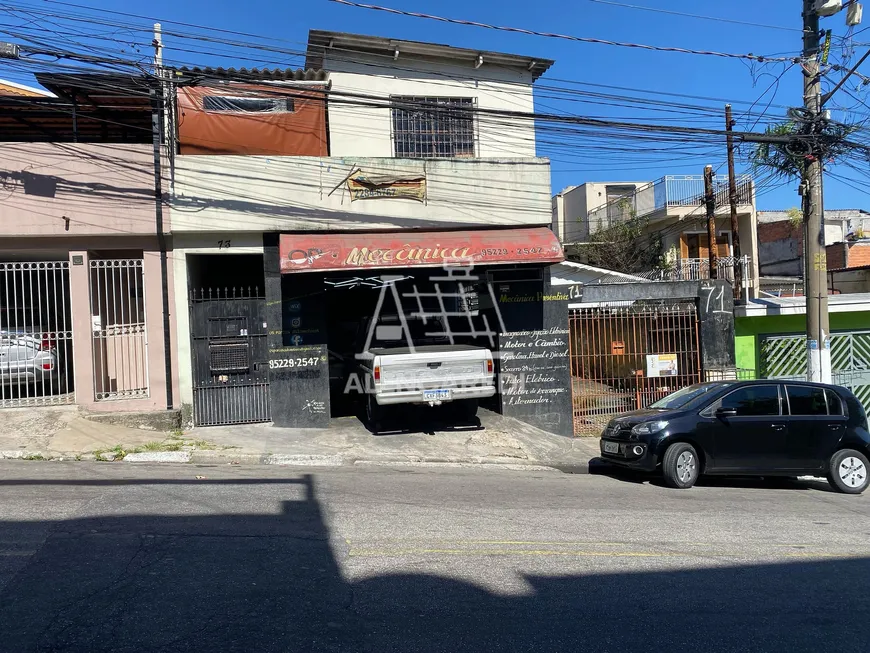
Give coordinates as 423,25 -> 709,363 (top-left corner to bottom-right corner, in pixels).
704,165 -> 718,280
725,104 -> 743,301
802,0 -> 832,384
152,22 -> 174,410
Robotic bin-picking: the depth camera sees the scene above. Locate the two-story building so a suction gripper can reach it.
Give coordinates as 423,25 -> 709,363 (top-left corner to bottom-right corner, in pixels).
552,175 -> 760,295
168,31 -> 571,434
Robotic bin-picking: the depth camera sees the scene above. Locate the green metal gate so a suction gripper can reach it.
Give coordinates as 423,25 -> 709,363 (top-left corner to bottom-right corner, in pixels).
760,331 -> 870,412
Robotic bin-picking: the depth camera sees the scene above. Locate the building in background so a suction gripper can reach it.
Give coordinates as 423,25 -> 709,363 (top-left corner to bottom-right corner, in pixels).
552,175 -> 759,295
757,208 -> 870,279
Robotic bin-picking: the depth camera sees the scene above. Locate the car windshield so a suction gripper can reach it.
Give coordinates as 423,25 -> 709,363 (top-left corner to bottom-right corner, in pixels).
649,382 -> 732,410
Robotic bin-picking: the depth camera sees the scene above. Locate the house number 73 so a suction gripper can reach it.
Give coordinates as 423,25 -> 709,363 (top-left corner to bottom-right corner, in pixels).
218,240 -> 231,249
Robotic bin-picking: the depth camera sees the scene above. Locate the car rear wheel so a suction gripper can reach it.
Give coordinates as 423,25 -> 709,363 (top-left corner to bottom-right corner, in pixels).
827,449 -> 869,495
662,442 -> 700,489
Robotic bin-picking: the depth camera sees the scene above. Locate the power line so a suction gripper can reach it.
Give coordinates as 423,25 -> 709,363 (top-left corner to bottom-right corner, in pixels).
328,0 -> 800,63
587,0 -> 802,33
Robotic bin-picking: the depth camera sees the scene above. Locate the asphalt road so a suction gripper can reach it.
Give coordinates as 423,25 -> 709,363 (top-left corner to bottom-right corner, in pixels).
0,461 -> 868,652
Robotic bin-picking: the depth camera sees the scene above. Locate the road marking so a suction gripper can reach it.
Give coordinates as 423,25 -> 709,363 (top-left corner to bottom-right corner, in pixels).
0,550 -> 36,557
348,548 -> 672,558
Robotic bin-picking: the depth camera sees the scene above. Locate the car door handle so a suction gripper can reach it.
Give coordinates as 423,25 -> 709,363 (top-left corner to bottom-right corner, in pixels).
771,424 -> 786,431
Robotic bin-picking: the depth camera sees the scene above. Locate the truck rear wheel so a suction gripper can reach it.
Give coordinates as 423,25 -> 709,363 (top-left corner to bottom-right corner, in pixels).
454,399 -> 478,421
366,395 -> 382,434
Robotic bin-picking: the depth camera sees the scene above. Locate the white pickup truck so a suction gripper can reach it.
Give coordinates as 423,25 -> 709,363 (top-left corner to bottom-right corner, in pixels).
356,316 -> 495,431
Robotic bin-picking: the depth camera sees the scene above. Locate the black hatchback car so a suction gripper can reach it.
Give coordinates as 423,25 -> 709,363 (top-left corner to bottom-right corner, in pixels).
599,380 -> 870,493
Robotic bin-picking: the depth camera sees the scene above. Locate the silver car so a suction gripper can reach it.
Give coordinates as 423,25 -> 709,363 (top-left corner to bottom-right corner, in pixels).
0,331 -> 64,395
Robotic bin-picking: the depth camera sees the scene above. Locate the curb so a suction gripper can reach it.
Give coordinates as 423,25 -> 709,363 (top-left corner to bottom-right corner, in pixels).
0,449 -> 592,473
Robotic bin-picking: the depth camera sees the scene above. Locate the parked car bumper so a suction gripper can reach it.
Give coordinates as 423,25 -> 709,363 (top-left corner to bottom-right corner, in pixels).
374,385 -> 496,406
599,438 -> 660,472
1,367 -> 61,387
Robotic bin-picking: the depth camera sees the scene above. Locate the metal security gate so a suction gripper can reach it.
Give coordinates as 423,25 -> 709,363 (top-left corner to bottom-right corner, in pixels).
90,259 -> 149,401
189,287 -> 270,426
761,331 -> 870,413
0,261 -> 75,407
569,301 -> 702,435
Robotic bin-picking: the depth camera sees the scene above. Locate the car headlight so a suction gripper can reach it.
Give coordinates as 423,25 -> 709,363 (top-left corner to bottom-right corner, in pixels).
631,420 -> 668,435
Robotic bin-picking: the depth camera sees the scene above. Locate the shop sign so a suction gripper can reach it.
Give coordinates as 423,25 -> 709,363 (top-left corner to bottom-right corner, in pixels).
347,174 -> 426,202
279,228 -> 564,273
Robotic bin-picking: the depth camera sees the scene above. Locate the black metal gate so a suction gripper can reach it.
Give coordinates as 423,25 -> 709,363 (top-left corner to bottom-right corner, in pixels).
189,287 -> 270,426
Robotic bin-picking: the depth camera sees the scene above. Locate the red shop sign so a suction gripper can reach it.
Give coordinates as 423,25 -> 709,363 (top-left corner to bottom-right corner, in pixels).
279,227 -> 564,273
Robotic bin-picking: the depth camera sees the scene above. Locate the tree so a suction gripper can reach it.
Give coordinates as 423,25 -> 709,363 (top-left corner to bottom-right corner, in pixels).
751,118 -> 859,181
583,199 -> 664,274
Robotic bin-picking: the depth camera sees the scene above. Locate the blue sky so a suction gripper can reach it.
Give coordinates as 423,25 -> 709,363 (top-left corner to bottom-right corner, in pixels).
3,0 -> 869,211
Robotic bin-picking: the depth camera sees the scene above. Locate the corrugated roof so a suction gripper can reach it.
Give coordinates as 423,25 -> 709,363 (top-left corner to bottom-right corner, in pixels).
178,67 -> 329,82
306,30 -> 554,80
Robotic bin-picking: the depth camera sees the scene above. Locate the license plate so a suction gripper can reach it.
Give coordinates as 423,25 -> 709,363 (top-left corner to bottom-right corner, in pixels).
424,389 -> 451,401
603,441 -> 620,454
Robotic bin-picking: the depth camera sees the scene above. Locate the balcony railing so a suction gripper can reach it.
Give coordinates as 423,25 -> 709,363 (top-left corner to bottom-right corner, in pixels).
587,175 -> 754,233
639,256 -> 752,286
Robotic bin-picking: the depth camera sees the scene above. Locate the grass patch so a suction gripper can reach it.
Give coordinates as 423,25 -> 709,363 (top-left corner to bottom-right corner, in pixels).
23,453 -> 46,461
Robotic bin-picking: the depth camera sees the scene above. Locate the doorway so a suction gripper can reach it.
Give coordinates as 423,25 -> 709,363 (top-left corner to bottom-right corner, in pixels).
187,254 -> 269,426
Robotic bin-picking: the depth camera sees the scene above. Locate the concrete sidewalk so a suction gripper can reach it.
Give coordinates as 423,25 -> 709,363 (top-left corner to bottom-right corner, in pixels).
0,406 -> 600,471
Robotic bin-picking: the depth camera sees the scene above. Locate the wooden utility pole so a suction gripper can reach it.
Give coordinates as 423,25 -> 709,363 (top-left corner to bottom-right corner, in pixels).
704,165 -> 718,280
802,0 -> 831,383
725,104 -> 742,301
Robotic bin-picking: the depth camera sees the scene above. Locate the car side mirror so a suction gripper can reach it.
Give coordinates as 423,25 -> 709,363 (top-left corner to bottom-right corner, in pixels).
716,407 -> 737,418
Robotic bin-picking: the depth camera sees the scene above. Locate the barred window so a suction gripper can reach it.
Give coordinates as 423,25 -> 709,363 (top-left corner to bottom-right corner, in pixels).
202,95 -> 294,113
391,96 -> 476,158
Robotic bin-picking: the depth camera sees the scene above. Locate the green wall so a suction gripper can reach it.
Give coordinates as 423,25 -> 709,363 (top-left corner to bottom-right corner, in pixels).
735,311 -> 870,374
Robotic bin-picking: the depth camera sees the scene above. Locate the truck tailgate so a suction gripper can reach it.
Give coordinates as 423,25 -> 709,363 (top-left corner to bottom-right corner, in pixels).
378,349 -> 489,389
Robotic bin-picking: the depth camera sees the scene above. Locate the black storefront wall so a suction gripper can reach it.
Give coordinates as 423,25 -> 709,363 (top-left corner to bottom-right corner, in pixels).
264,234 -> 331,428
495,268 -> 574,438
265,236 -> 576,435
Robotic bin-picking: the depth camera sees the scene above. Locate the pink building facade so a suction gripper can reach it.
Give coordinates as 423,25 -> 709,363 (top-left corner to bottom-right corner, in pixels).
0,142 -> 178,414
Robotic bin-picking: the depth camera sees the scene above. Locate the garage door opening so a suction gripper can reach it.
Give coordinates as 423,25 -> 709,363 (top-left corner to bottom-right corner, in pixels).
323,268 -> 506,422
0,260 -> 74,408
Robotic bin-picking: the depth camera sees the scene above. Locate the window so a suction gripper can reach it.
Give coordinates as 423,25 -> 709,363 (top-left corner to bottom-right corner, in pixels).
786,385 -> 828,416
825,389 -> 844,416
649,382 -> 732,410
202,96 -> 294,113
719,385 -> 781,416
392,96 -> 475,158
605,186 -> 636,225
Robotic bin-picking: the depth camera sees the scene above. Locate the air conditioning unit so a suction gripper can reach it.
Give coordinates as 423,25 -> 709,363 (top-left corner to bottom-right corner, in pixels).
815,0 -> 843,16
847,2 -> 863,25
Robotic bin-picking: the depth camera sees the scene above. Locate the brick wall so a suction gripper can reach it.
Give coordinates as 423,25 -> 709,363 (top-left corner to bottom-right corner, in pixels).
758,220 -> 801,244
826,243 -> 847,270
847,242 -> 870,268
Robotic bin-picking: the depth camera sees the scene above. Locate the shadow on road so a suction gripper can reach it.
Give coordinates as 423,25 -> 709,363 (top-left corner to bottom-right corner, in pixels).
0,473 -> 866,652
589,457 -> 839,492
